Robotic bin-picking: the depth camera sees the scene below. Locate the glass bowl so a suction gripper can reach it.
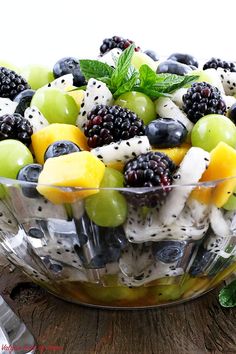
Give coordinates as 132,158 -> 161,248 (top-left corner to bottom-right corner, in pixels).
0,176 -> 236,309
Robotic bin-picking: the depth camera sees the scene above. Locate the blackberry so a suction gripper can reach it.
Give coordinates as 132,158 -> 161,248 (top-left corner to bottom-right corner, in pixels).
0,113 -> 33,146
182,82 -> 226,123
203,57 -> 236,72
0,67 -> 30,100
100,36 -> 140,55
124,152 -> 176,208
84,105 -> 145,148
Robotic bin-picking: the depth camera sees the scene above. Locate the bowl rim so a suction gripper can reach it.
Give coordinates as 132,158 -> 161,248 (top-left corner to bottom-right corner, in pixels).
0,175 -> 235,193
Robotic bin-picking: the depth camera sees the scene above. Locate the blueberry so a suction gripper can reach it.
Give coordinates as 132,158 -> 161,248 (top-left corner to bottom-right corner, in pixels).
53,57 -> 86,87
145,118 -> 187,148
17,163 -> 43,198
228,102 -> 236,123
100,226 -> 128,250
189,247 -> 214,276
156,60 -> 193,76
144,49 -> 159,61
14,89 -> 35,116
74,216 -> 126,268
152,241 -> 185,263
44,140 -> 81,161
28,227 -> 44,238
167,53 -> 198,68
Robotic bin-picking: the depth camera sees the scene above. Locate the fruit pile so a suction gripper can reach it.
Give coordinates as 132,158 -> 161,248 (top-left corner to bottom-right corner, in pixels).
1,35 -> 236,307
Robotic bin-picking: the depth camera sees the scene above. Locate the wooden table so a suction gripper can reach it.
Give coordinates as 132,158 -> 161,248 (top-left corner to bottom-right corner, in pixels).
0,266 -> 235,354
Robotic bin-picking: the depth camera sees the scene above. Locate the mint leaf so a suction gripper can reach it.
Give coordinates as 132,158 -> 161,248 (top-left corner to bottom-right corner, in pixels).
110,44 -> 135,88
133,74 -> 198,99
156,74 -> 199,93
133,86 -> 170,99
79,60 -> 114,81
219,279 -> 236,307
113,71 -> 139,98
139,64 -> 158,87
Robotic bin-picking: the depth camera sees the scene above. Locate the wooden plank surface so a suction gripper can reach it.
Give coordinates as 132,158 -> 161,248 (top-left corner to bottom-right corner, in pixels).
0,266 -> 235,354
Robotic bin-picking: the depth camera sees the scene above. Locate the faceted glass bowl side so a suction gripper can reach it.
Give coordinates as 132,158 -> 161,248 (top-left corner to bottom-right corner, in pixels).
0,177 -> 236,308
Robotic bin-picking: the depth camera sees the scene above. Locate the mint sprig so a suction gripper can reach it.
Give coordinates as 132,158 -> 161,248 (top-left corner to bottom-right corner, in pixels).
219,278 -> 236,307
79,46 -> 198,99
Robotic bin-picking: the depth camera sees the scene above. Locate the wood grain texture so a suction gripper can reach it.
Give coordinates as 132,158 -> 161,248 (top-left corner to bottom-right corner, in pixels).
0,266 -> 235,354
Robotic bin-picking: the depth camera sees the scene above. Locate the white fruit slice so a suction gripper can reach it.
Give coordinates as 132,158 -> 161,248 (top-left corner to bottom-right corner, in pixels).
76,78 -> 113,129
158,147 -> 210,225
91,136 -> 150,164
155,97 -> 193,132
24,106 -> 49,133
171,88 -> 187,109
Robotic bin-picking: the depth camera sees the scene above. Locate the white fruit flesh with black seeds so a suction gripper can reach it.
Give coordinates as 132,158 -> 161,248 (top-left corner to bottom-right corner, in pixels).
124,199 -> 209,243
24,106 -> 49,133
222,95 -> 236,112
45,74 -> 74,90
217,68 -> 236,96
98,48 -> 122,68
0,200 -> 19,234
0,98 -> 17,116
118,243 -> 184,287
170,88 -> 187,109
76,78 -> 113,129
155,97 -> 193,132
90,136 -> 150,164
205,206 -> 234,258
158,147 -> 210,226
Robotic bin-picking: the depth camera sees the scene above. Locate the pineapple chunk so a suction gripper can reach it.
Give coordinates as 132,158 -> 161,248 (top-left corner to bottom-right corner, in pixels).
37,151 -> 105,204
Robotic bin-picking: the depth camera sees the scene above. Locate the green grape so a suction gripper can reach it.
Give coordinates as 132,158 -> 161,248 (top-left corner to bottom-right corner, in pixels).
31,87 -> 79,125
20,65 -> 54,90
85,190 -> 127,227
115,91 -> 156,125
0,140 -> 33,179
85,167 -> 126,226
100,167 -> 124,188
131,52 -> 157,71
223,189 -> 236,210
191,114 -> 236,152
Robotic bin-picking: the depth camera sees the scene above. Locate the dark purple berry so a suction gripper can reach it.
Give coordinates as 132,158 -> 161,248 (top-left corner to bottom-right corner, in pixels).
203,57 -> 236,72
0,67 -> 30,100
182,82 -> 226,123
100,36 -> 141,55
124,152 -> 176,208
84,105 -> 145,148
0,113 -> 33,146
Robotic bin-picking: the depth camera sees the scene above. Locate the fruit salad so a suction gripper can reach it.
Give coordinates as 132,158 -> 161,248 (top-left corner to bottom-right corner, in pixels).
0,35 -> 236,308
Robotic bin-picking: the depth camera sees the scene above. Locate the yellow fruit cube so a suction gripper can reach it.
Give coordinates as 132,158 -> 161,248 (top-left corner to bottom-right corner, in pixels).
152,143 -> 190,165
191,142 -> 236,207
31,123 -> 89,164
37,151 -> 105,204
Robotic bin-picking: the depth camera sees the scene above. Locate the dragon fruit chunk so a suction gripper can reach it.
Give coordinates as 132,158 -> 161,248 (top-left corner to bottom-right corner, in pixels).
217,68 -> 236,96
155,96 -> 193,132
0,98 -> 17,116
170,88 -> 188,109
118,243 -> 184,287
76,78 -> 113,129
98,48 -> 122,68
24,106 -> 49,133
124,199 -> 209,243
158,147 -> 210,226
45,74 -> 74,91
91,135 -> 151,164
